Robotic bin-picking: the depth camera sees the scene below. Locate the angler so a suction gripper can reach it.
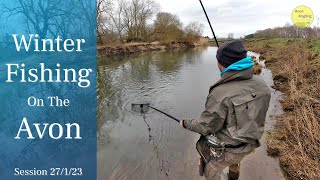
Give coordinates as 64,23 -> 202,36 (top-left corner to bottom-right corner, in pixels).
132,1 -> 271,179
180,40 -> 271,180
132,40 -> 271,179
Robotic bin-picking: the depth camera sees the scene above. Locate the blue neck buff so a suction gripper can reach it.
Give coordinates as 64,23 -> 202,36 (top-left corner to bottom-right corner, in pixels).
220,56 -> 254,76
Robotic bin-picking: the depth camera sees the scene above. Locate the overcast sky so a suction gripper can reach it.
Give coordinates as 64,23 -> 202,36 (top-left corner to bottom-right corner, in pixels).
155,0 -> 320,38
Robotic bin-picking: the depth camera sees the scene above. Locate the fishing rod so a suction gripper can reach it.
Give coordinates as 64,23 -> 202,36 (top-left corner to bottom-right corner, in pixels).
198,0 -> 219,47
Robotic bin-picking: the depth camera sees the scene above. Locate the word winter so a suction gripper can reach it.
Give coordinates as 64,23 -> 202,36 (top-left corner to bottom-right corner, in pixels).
15,117 -> 81,140
12,34 -> 85,52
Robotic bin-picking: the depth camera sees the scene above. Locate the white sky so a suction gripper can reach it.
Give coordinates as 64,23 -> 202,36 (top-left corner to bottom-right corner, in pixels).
155,0 -> 320,38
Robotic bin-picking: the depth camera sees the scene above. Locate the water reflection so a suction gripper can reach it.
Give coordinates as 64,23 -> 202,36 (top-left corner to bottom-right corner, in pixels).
98,47 -> 215,179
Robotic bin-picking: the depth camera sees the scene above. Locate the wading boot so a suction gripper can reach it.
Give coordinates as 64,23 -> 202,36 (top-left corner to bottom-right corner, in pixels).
199,157 -> 205,176
228,164 -> 240,180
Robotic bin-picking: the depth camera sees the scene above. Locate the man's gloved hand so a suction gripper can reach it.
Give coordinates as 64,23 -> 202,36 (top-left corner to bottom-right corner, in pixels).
179,120 -> 185,128
180,119 -> 191,128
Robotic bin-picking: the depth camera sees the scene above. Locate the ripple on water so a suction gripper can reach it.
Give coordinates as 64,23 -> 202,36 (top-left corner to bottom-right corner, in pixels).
99,48 -> 284,180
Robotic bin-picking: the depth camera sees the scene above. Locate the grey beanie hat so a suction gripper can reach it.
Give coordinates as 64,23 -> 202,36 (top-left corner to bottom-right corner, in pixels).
216,40 -> 247,68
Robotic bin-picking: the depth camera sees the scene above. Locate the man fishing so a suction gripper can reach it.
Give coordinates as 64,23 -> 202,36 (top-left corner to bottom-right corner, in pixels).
180,40 -> 271,180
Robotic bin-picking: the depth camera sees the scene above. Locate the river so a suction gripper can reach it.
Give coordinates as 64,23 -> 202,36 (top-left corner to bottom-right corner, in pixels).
97,47 -> 285,180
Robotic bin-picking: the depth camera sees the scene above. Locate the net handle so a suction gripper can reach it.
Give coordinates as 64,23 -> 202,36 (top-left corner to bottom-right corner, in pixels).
149,106 -> 180,123
131,103 -> 180,123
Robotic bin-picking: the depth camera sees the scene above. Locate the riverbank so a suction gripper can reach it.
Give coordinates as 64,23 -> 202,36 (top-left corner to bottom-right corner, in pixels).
98,38 -> 209,57
244,38 -> 320,179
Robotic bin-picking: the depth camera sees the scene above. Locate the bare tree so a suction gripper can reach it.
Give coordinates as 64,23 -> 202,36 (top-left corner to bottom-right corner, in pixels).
106,0 -> 126,42
252,24 -> 319,39
227,33 -> 234,39
4,0 -> 66,38
98,0 -> 215,44
1,1 -> 50,45
97,0 -> 106,45
77,0 -> 96,42
97,0 -> 119,45
122,0 -> 159,41
98,0 -> 159,44
153,12 -> 183,42
184,22 -> 204,42
3,0 -> 96,41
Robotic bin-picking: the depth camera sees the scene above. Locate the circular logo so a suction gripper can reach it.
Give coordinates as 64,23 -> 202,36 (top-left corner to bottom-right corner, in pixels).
291,5 -> 314,28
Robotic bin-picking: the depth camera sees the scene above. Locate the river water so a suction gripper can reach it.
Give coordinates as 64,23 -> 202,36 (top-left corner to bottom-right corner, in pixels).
97,47 -> 284,180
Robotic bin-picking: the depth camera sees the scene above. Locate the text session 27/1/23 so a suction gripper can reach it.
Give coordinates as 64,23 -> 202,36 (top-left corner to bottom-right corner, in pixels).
14,167 -> 83,176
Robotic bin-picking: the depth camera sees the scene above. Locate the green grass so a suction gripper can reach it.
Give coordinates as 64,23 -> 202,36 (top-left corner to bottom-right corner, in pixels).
263,38 -> 289,46
247,38 -> 303,47
309,39 -> 320,56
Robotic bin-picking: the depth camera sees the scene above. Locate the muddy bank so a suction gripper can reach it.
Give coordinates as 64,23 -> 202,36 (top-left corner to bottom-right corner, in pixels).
98,41 -> 197,57
244,38 -> 320,180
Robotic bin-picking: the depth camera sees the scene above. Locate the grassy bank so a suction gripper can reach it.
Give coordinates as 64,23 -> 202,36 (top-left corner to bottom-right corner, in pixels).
244,38 -> 320,179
